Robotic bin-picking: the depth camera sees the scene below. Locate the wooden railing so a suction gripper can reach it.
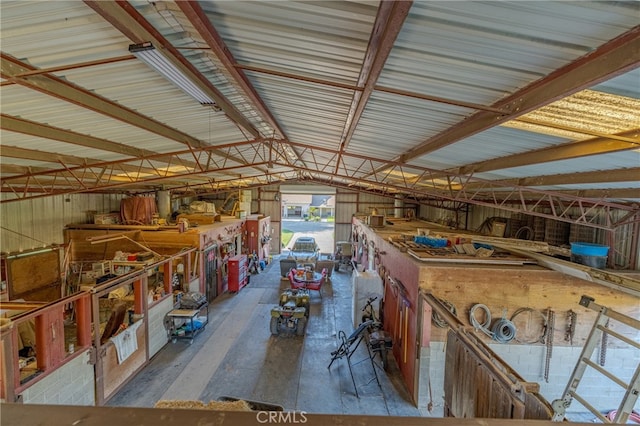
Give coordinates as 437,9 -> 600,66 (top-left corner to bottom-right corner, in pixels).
0,291 -> 92,401
0,247 -> 198,404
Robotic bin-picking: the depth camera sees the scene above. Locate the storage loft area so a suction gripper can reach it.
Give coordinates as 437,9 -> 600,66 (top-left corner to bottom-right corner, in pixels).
346,213 -> 639,421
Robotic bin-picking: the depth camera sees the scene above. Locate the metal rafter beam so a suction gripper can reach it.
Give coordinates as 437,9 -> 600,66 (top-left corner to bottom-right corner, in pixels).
0,128 -> 210,183
180,169 -> 640,232
168,173 -> 293,199
237,62 -> 506,114
176,0 -> 285,140
170,177 -> 640,230
542,188 -> 639,200
397,26 -> 640,163
0,145 -> 188,182
5,136 -> 634,205
1,145 -> 98,165
513,118 -> 640,144
334,0 -> 412,171
1,114 -> 152,158
452,129 -> 640,176
465,168 -> 640,189
235,61 -> 640,151
84,0 -> 261,139
456,187 -> 639,201
0,160 -> 269,201
0,55 -> 135,82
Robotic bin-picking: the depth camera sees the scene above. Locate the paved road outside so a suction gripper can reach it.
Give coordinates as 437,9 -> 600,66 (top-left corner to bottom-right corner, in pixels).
280,218 -> 335,256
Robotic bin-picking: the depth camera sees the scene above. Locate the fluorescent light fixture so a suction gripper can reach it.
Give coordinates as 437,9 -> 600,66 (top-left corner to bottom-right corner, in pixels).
129,41 -> 217,106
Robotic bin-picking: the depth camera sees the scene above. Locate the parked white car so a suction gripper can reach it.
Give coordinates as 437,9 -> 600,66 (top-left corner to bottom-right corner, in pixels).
289,236 -> 320,264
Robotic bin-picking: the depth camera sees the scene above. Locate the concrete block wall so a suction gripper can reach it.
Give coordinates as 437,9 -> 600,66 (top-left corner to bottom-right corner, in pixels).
148,296 -> 173,358
491,344 -> 640,414
20,349 -> 94,405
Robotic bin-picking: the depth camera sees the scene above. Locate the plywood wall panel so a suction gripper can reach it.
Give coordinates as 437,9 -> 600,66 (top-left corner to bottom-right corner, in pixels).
65,230 -> 141,261
421,265 -> 639,347
8,251 -> 59,293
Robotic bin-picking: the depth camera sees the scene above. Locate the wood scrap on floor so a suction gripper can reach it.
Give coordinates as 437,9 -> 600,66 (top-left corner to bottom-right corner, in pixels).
154,399 -> 253,411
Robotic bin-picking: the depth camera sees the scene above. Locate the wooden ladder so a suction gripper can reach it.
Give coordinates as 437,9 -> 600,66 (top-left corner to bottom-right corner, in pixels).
551,295 -> 640,423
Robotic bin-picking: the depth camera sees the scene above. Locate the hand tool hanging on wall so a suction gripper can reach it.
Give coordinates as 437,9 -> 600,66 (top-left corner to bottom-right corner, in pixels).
544,309 -> 555,383
599,319 -> 610,366
564,309 -> 577,345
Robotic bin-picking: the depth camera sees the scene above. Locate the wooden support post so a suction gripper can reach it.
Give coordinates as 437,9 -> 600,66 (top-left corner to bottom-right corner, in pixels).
133,279 -> 144,315
0,333 -> 17,402
184,253 -> 192,286
75,295 -> 92,347
163,262 -> 172,295
35,313 -> 50,371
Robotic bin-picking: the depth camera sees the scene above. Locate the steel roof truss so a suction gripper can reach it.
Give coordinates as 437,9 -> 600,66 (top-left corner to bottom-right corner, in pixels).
1,140 -> 636,230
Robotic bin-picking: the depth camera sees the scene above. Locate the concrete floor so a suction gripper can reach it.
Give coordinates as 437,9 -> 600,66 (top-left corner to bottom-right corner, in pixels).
108,257 -> 422,417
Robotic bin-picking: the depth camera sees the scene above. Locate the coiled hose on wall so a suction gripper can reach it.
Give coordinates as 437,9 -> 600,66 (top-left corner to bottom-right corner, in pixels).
469,303 -> 516,343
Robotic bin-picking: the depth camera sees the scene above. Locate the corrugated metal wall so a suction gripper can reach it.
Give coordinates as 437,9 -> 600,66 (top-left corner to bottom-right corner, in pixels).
255,185 -> 281,255
334,189 -> 397,242
335,189 -> 358,242
1,193 -> 125,253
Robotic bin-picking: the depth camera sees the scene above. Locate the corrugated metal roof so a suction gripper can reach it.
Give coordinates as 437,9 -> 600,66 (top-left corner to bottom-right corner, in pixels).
409,126 -> 565,170
1,0 -> 638,214
594,68 -> 640,98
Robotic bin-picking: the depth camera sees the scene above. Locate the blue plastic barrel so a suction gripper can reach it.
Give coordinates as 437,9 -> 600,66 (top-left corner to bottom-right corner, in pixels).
570,242 -> 609,256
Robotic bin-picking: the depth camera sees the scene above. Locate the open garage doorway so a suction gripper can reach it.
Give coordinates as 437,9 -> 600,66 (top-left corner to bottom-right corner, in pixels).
279,185 -> 336,259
